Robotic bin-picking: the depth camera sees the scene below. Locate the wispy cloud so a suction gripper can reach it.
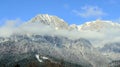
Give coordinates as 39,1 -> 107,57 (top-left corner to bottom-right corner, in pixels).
72,6 -> 106,18
63,4 -> 70,9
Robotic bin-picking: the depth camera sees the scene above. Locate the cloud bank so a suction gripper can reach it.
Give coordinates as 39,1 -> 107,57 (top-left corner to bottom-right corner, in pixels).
0,19 -> 120,45
0,19 -> 105,40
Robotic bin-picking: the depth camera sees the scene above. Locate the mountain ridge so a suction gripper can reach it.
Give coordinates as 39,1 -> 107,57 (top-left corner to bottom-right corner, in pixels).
27,14 -> 120,32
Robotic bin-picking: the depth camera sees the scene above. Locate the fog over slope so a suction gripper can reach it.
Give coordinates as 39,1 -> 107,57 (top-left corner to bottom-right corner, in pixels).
0,14 -> 120,48
0,15 -> 120,42
1,14 -> 120,48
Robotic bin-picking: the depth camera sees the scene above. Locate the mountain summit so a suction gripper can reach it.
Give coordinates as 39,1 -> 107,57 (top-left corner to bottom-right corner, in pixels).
78,20 -> 120,32
28,14 -> 69,30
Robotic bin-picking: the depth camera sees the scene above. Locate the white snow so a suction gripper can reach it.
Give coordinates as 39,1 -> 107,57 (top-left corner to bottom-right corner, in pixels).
42,56 -> 49,60
35,54 -> 43,62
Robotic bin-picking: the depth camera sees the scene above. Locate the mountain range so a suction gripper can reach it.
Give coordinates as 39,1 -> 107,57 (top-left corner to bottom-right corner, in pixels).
0,14 -> 120,67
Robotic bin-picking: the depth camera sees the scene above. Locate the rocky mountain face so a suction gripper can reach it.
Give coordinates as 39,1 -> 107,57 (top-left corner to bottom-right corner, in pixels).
0,14 -> 120,67
28,14 -> 69,30
0,35 -> 109,67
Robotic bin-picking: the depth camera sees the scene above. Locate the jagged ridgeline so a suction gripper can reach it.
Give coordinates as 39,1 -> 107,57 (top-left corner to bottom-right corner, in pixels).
0,14 -> 120,67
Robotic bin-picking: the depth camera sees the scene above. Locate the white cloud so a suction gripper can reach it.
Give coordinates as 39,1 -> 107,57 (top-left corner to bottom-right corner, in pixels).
115,17 -> 120,23
63,4 -> 70,9
0,19 -> 105,40
72,6 -> 106,18
1,19 -> 120,43
0,19 -> 21,37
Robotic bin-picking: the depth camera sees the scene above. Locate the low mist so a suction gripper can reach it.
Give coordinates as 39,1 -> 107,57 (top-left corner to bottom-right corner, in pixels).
0,19 -> 120,44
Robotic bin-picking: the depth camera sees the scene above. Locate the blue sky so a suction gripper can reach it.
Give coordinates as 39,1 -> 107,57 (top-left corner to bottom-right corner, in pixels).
0,0 -> 120,25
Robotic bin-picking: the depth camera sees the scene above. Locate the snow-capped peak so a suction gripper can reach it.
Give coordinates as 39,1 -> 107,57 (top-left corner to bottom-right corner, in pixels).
28,14 -> 69,30
78,20 -> 120,32
32,14 -> 65,22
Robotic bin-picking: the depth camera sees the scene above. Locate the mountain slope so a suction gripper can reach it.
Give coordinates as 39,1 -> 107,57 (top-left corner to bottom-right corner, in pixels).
0,34 -> 110,67
28,14 -> 69,30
